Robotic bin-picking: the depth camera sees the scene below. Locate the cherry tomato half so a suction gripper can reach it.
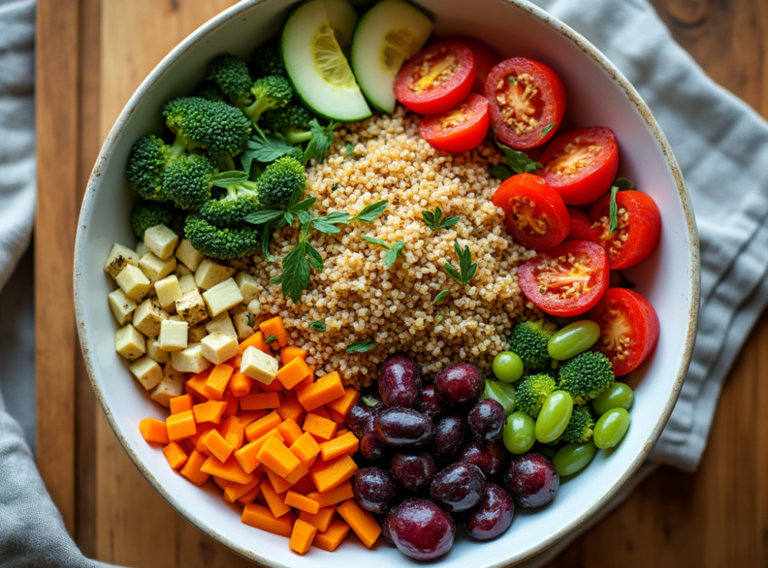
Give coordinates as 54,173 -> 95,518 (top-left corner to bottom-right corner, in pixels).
566,207 -> 596,241
457,37 -> 502,94
484,57 -> 566,150
419,94 -> 489,153
394,40 -> 476,115
492,173 -> 569,251
519,240 -> 610,317
589,288 -> 659,376
539,127 -> 619,205
588,190 -> 661,270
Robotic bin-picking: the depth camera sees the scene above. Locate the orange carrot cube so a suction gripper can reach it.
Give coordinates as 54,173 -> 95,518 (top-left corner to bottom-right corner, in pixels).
276,418 -> 303,447
224,476 -> 262,502
139,417 -> 170,445
162,442 -> 188,470
234,429 -> 284,473
261,479 -> 292,518
276,392 -> 305,423
238,331 -> 271,357
180,450 -> 210,486
204,363 -> 234,399
258,437 -> 301,478
166,410 -> 196,442
299,505 -> 336,533
192,400 -> 228,424
276,356 -> 311,390
229,370 -> 254,398
169,394 -> 194,415
241,503 -> 295,537
285,491 -> 320,515
290,432 -> 321,465
280,345 -> 307,366
259,316 -> 289,347
289,519 -> 317,555
200,455 -> 255,485
319,431 -> 359,462
326,387 -> 360,417
303,413 -> 337,442
240,391 -> 282,411
201,428 -> 235,462
313,520 -> 350,552
309,455 -> 358,493
337,499 -> 381,548
297,372 -> 345,412
244,410 -> 282,442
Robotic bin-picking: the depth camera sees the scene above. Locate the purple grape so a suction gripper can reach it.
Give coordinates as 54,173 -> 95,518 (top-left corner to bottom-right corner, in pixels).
431,414 -> 467,461
419,384 -> 443,420
359,416 -> 387,462
390,451 -> 436,491
390,498 -> 455,560
346,394 -> 384,436
374,407 -> 434,447
379,354 -> 422,408
506,453 -> 559,508
468,399 -> 505,444
465,483 -> 515,540
434,362 -> 484,409
458,441 -> 505,477
352,467 -> 400,514
430,462 -> 486,513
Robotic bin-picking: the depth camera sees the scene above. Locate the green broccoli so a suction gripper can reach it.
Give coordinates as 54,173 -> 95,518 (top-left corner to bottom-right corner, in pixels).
194,82 -> 227,103
126,135 -> 178,202
242,75 -> 293,125
509,320 -> 556,370
255,155 -> 306,209
162,154 -> 215,210
206,55 -> 254,107
200,181 -> 261,228
184,215 -> 260,259
558,406 -> 595,445
515,374 -> 556,418
558,351 -> 615,406
252,39 -> 287,77
260,103 -> 314,144
130,200 -> 175,239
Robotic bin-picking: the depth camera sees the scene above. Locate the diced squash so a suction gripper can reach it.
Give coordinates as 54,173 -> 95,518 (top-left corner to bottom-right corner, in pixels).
192,400 -> 228,424
224,476 -> 262,502
169,394 -> 194,415
188,423 -> 216,453
309,455 -> 357,493
280,345 -> 307,366
306,481 -> 354,508
276,418 -> 303,447
294,372 -> 314,391
259,316 -> 289,347
292,474 -> 317,496
327,408 -> 347,428
212,475 -> 230,491
238,485 -> 262,505
204,364 -> 234,399
235,429 -> 284,473
276,356 -> 311,390
297,372 -> 345,412
290,432 -> 321,465
299,506 -> 335,533
284,461 -> 310,485
244,410 -> 282,442
326,387 -> 361,417
266,468 -> 297,494
229,371 -> 254,398
261,479 -> 293,518
303,413 -> 337,442
309,405 -> 332,421
337,499 -> 381,549
166,410 -> 196,441
240,391 -> 281,411
222,394 -> 239,418
162,442 -> 188,470
238,331 -> 271,357
313,520 -> 351,552
289,519 -> 317,555
237,410 -> 268,426
139,417 -> 170,444
319,431 -> 359,462
201,428 -> 235,462
219,415 -> 246,450
180,450 -> 210,486
276,392 -> 304,423
258,437 -> 301,478
241,503 -> 295,537
200,455 -> 255,485
185,368 -> 216,400
285,491 -> 320,515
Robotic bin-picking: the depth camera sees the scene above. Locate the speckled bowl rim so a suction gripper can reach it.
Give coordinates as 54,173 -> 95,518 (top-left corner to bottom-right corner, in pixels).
74,0 -> 701,566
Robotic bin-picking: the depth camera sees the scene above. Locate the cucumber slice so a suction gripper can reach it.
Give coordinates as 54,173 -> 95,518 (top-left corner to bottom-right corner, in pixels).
282,0 -> 371,122
350,0 -> 433,113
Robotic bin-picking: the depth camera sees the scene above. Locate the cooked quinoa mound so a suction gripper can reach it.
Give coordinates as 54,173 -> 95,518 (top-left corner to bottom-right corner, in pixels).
249,108 -> 538,388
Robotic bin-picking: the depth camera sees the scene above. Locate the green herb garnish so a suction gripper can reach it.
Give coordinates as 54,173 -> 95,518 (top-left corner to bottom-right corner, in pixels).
362,395 -> 379,407
384,241 -> 406,269
433,290 -> 451,305
265,334 -> 278,344
352,201 -> 388,223
422,206 -> 460,232
346,340 -> 377,353
443,241 -> 478,287
210,170 -> 249,188
245,312 -> 256,327
607,178 -> 634,233
361,235 -> 390,248
496,140 -> 542,175
541,122 -> 557,137
308,320 -> 327,332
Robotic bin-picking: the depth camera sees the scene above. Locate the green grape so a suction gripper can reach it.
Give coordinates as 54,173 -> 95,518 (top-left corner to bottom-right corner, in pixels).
503,411 -> 535,454
483,380 -> 516,415
547,320 -> 601,360
493,351 -> 524,383
592,383 -> 634,415
535,390 -> 573,444
594,408 -> 631,449
553,441 -> 597,477
538,445 -> 557,460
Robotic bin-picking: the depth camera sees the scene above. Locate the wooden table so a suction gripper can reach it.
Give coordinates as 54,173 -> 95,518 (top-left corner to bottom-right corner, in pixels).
35,1 -> 768,565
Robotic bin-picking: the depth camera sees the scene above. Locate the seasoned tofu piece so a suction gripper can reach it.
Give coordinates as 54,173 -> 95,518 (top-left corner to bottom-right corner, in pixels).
188,324 -> 208,343
205,312 -> 237,338
194,258 -> 235,290
174,263 -> 193,278
144,224 -> 178,260
233,311 -> 256,341
178,274 -> 197,293
176,238 -> 205,272
154,274 -> 182,312
159,320 -> 189,352
240,346 -> 279,385
203,278 -> 243,317
108,289 -> 137,325
135,242 -> 150,257
247,298 -> 262,317
115,264 -> 151,301
104,243 -> 139,278
150,376 -> 184,407
200,331 -> 238,365
132,299 -> 168,338
171,343 -> 210,374
163,362 -> 187,384
147,338 -> 170,364
175,290 -> 207,325
129,356 -> 163,390
139,252 -> 176,282
235,271 -> 262,304
115,324 -> 146,361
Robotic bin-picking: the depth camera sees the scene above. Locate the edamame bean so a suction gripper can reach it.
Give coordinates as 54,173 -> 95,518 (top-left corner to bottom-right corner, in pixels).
483,380 -> 516,415
547,320 -> 601,360
493,351 -> 524,383
594,408 -> 631,449
503,411 -> 535,454
592,383 -> 634,415
553,441 -> 597,477
535,390 -> 573,444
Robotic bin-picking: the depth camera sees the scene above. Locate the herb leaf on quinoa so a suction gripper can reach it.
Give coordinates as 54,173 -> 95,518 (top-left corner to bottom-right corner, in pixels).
422,206 -> 460,232
384,240 -> 406,268
444,241 -> 477,287
433,289 -> 451,305
494,139 -> 542,176
352,200 -> 388,223
302,119 -> 336,164
361,235 -> 390,248
265,334 -> 278,344
308,320 -> 327,332
346,340 -> 377,353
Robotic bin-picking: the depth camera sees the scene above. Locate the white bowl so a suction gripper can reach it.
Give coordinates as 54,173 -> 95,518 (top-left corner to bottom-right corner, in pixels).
74,0 -> 700,566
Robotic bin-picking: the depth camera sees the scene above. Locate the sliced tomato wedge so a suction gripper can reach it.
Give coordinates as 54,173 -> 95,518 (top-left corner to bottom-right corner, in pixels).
484,57 -> 566,150
419,94 -> 489,153
457,37 -> 502,94
539,127 -> 619,205
394,40 -> 476,115
566,207 -> 596,241
518,240 -> 609,317
492,173 -> 569,251
588,190 -> 661,270
589,288 -> 659,376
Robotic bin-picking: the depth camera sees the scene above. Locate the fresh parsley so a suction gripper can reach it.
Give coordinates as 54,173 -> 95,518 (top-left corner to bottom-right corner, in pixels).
345,141 -> 361,159
352,201 -> 388,223
433,290 -> 451,305
302,119 -> 336,165
496,140 -> 543,175
210,170 -> 249,188
346,340 -> 377,353
308,320 -> 327,332
245,312 -> 255,327
331,183 -> 339,191
613,177 -> 635,190
247,127 -> 294,163
361,236 -> 405,268
608,177 -> 635,233
422,206 -> 460,232
361,235 -> 390,248
265,334 -> 278,344
443,241 -> 478,287
434,312 -> 444,326
488,163 -> 514,181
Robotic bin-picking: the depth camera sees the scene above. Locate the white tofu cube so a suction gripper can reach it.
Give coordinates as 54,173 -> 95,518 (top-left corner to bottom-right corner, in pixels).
115,264 -> 151,301
139,252 -> 176,282
168,315 -> 182,322
178,274 -> 197,293
174,264 -> 193,278
159,319 -> 189,352
154,275 -> 182,312
104,243 -> 139,278
176,238 -> 205,272
175,290 -> 208,325
247,298 -> 262,317
115,324 -> 146,361
108,289 -> 137,325
171,343 -> 210,374
132,299 -> 168,338
194,258 -> 235,290
129,356 -> 163,390
188,324 -> 208,343
240,346 -> 279,385
203,278 -> 243,317
147,338 -> 170,364
235,271 -> 263,304
150,377 -> 184,407
205,313 -> 237,339
135,242 -> 149,257
233,311 -> 256,341
163,362 -> 187,384
144,224 -> 178,260
200,331 -> 239,365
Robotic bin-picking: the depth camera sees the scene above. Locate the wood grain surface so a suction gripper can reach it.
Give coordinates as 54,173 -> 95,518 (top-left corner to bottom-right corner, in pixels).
34,0 -> 768,566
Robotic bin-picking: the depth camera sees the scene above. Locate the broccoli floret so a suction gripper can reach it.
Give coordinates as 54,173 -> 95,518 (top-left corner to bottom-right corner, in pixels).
184,215 -> 260,259
558,406 -> 595,445
515,374 -> 557,418
162,154 -> 215,210
207,55 -> 253,107
509,320 -> 556,370
195,82 -> 227,102
200,181 -> 261,228
126,135 -> 178,202
256,156 -> 306,209
242,75 -> 293,124
252,39 -> 287,77
558,351 -> 615,406
131,200 -> 175,239
261,104 -> 314,144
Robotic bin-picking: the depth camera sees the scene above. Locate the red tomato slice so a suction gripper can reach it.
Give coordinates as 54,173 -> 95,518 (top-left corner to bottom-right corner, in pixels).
566,207 -> 596,241
484,58 -> 566,150
419,94 -> 489,153
394,40 -> 476,115
456,37 -> 502,94
588,190 -> 661,270
589,288 -> 659,376
539,127 -> 620,205
518,240 -> 609,317
492,173 -> 569,251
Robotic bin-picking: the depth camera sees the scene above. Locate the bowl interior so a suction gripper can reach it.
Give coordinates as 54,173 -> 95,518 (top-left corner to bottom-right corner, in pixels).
75,0 -> 698,566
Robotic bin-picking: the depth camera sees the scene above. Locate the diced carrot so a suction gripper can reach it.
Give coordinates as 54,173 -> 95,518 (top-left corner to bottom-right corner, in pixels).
222,394 -> 239,418
285,491 -> 320,515
201,428 -> 235,462
266,468 -> 296,494
294,372 -> 314,391
139,417 -> 170,444
193,400 -> 228,424
238,484 -> 262,505
336,429 -> 349,437
281,345 -> 307,366
259,316 -> 289,347
162,442 -> 188,470
313,520 -> 351,552
337,499 -> 381,548
180,450 -> 210,486
166,410 -> 197,442
327,408 -> 346,428
224,476 -> 262,502
297,372 -> 345,412
244,410 -> 282,442
277,418 -> 303,447
186,368 -> 216,400
319,431 -> 359,462
200,455 -> 255,485
219,415 -> 245,450
326,387 -> 361,417
237,410 -> 268,426
229,370 -> 254,398
204,364 -> 234,399
299,505 -> 335,533
284,461 -> 309,485
213,475 -> 230,491
306,481 -> 354,508
261,479 -> 293,518
276,356 -> 311,390
242,503 -> 295,537
309,455 -> 358,493
292,474 -> 316,495
289,519 -> 317,555
258,437 -> 301,478
240,391 -> 282,411
235,428 -> 284,473
238,331 -> 271,357
303,413 -> 337,442
169,394 -> 194,415
259,377 -> 284,392
188,423 -> 216,452
276,392 -> 305,423
290,432 -> 321,465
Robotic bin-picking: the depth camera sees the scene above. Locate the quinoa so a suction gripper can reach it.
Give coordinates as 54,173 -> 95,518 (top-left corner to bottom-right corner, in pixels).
249,107 -> 539,388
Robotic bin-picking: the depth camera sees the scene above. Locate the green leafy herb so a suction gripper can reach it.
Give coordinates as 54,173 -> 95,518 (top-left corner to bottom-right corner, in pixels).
312,211 -> 351,235
279,238 -> 324,304
247,127 -> 294,163
240,150 -> 255,176
433,290 -> 450,305
488,163 -> 514,181
244,209 -> 285,225
496,140 -> 542,174
421,206 -> 460,232
434,312 -> 444,326
443,241 -> 478,287
308,320 -> 327,332
331,183 -> 339,191
361,235 -> 390,248
384,240 -> 406,269
265,334 -> 278,344
352,201 -> 388,223
613,177 -> 635,190
210,170 -> 249,187
269,275 -> 282,286
345,141 -> 355,157
541,122 -> 557,137
303,119 -> 336,164
362,395 -> 379,407
346,340 -> 377,353
608,185 -> 619,233
245,312 -> 256,327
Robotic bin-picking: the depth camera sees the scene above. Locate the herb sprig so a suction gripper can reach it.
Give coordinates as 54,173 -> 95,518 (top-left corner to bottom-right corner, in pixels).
433,290 -> 451,305
608,177 -> 635,233
346,340 -> 377,353
308,320 -> 327,332
489,139 -> 543,181
362,235 -> 405,268
443,241 -> 478,287
422,207 -> 461,233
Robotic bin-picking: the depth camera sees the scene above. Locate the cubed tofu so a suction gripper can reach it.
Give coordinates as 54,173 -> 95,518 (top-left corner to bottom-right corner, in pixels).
176,238 -> 205,272
147,338 -> 170,364
171,343 -> 210,374
163,362 -> 187,384
194,258 -> 235,290
174,264 -> 193,278
205,313 -> 237,338
159,320 -> 189,352
202,278 -> 243,317
115,264 -> 151,301
233,311 -> 256,341
188,324 -> 208,343
178,274 -> 197,293
235,271 -> 262,304
104,243 -> 139,278
108,289 -> 137,325
115,324 -> 146,361
144,224 -> 178,260
175,290 -> 208,325
154,275 -> 182,312
247,298 -> 262,316
135,242 -> 150,257
200,331 -> 239,365
240,346 -> 279,385
139,252 -> 177,282
132,299 -> 168,338
129,356 -> 163,390
150,376 -> 184,407
168,315 -> 182,322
